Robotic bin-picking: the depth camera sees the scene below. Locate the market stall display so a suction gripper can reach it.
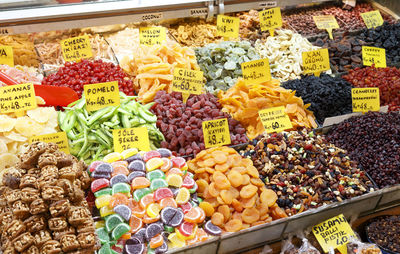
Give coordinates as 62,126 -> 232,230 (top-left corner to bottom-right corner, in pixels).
0,65 -> 42,86
365,215 -> 400,253
0,35 -> 40,67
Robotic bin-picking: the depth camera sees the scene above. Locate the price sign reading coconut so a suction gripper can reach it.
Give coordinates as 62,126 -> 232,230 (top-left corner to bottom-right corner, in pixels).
259,106 -> 292,133
216,15 -> 240,39
30,132 -> 70,154
259,7 -> 282,36
302,48 -> 330,77
313,15 -> 339,39
352,87 -> 380,113
113,127 -> 151,153
241,58 -> 271,85
61,35 -> 93,62
0,83 -> 37,113
172,68 -> 204,103
362,46 -> 386,68
202,118 -> 231,148
361,10 -> 383,29
139,27 -> 166,46
0,46 -> 14,67
84,81 -> 120,112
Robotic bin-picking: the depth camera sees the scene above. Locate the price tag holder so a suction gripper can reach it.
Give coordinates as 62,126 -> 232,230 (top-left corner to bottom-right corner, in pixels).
258,106 -> 292,133
61,35 -> 93,62
113,127 -> 151,153
241,58 -> 271,85
313,214 -> 357,254
0,83 -> 37,113
362,46 -> 386,68
302,48 -> 330,77
202,118 -> 231,148
0,46 -> 14,67
352,87 -> 380,113
313,15 -> 339,39
217,15 -> 240,39
84,81 -> 120,112
360,10 -> 383,29
172,68 -> 204,103
139,27 -> 167,46
259,7 -> 282,36
29,132 -> 70,154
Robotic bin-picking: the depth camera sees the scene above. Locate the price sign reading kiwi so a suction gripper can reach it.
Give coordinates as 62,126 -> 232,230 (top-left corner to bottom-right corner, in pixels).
352,87 -> 380,113
241,58 -> 271,85
172,68 -> 204,103
84,81 -> 120,112
361,10 -> 383,29
61,35 -> 93,62
258,106 -> 292,134
0,83 -> 37,113
216,15 -> 240,39
362,46 -> 386,68
259,7 -> 282,36
29,132 -> 70,154
302,48 -> 330,77
202,118 -> 231,148
113,127 -> 151,153
313,15 -> 339,39
139,27 -> 166,46
0,46 -> 14,67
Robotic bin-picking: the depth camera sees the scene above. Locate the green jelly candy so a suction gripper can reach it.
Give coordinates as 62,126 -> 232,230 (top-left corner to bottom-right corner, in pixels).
164,225 -> 174,232
189,182 -> 198,194
146,169 -> 165,181
111,223 -> 131,240
112,183 -> 131,194
147,247 -> 155,254
150,178 -> 168,191
197,197 -> 203,203
98,243 -> 112,254
111,250 -> 119,254
96,227 -> 110,244
105,214 -> 124,232
133,188 -> 151,202
95,188 -> 112,197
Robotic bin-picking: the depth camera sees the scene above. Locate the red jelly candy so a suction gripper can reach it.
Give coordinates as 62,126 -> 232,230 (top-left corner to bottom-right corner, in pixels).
91,178 -> 110,193
143,151 -> 161,162
153,188 -> 173,202
179,202 -> 192,214
179,221 -> 195,236
88,161 -> 103,173
171,157 -> 186,168
182,175 -> 195,189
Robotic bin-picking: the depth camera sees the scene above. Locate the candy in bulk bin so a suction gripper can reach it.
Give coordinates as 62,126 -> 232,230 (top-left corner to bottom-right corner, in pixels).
90,148 -> 221,254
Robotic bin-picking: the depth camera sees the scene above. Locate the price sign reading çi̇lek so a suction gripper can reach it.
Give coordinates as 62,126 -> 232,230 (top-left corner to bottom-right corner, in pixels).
258,106 -> 292,134
360,10 -> 383,29
362,46 -> 386,68
352,87 -> 380,113
172,68 -> 204,103
139,27 -> 167,46
0,46 -> 14,67
113,127 -> 151,153
217,15 -> 240,39
259,7 -> 282,36
302,48 -> 330,77
61,35 -> 93,62
241,58 -> 271,85
29,132 -> 70,154
84,81 -> 120,112
202,118 -> 231,149
0,83 -> 37,113
313,15 -> 339,39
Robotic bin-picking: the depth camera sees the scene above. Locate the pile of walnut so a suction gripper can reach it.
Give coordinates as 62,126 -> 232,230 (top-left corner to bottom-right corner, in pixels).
0,142 -> 97,254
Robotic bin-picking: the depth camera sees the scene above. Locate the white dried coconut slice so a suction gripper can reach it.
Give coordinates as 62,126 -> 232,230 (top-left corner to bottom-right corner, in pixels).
14,116 -> 44,137
0,115 -> 17,132
4,131 -> 28,142
27,107 -> 55,123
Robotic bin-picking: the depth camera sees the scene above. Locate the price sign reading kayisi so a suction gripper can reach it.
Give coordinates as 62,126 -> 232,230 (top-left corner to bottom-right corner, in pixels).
29,132 -> 70,154
259,7 -> 282,36
362,46 -> 386,68
352,87 -> 380,113
216,15 -> 240,39
84,81 -> 120,112
61,35 -> 93,62
113,127 -> 151,153
302,48 -> 330,77
0,83 -> 37,113
360,10 -> 383,29
139,27 -> 167,46
258,106 -> 292,134
172,68 -> 204,103
0,46 -> 14,67
313,15 -> 339,39
202,118 -> 231,148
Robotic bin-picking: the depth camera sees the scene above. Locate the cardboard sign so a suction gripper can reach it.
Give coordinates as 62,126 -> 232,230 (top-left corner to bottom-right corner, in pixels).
29,132 -> 70,154
84,81 -> 120,112
139,27 -> 167,46
172,68 -> 204,103
302,48 -> 330,77
258,106 -> 293,133
259,7 -> 282,36
202,118 -> 231,148
61,35 -> 93,62
0,46 -> 14,67
113,127 -> 151,153
313,214 -> 357,254
362,46 -> 386,68
241,58 -> 271,85
217,15 -> 240,38
352,87 -> 380,113
0,83 -> 37,113
313,15 -> 339,39
360,10 -> 383,29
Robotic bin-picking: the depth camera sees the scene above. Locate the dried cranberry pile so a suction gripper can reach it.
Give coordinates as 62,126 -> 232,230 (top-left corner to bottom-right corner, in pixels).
326,112 -> 400,188
151,91 -> 248,157
42,59 -> 134,97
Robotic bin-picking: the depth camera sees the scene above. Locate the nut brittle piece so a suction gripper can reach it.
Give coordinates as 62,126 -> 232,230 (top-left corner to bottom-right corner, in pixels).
40,240 -> 62,254
41,186 -> 64,201
24,215 -> 46,233
60,234 -> 80,252
77,232 -> 96,249
48,217 -> 68,231
21,187 -> 40,203
30,198 -> 48,215
49,199 -> 70,217
37,153 -> 57,168
13,232 -> 34,252
33,230 -> 52,248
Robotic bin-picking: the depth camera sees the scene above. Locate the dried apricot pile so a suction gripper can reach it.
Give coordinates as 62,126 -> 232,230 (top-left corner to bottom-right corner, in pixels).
188,146 -> 287,232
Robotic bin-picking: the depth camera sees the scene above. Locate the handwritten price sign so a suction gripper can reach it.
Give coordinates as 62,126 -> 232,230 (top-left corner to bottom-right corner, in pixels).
0,83 -> 37,113
362,46 -> 386,68
302,48 -> 330,77
217,15 -> 239,39
259,7 -> 282,36
352,88 -> 380,113
61,35 -> 93,62
113,127 -> 150,153
241,58 -> 271,85
259,106 -> 292,134
202,118 -> 231,148
84,81 -> 120,112
361,10 -> 383,29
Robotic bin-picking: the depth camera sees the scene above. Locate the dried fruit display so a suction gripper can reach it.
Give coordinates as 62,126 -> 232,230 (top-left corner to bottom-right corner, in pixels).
366,215 -> 400,253
236,10 -> 270,42
0,65 -> 43,86
0,142 -> 95,253
0,34 -> 40,67
241,129 -> 375,216
218,78 -> 317,140
188,146 -> 287,232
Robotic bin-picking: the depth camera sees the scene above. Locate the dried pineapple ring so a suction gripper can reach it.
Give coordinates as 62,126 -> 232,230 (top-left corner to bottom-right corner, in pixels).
14,116 -> 44,136
0,139 -> 8,154
0,153 -> 19,171
0,115 -> 17,132
27,107 -> 54,123
4,131 -> 27,142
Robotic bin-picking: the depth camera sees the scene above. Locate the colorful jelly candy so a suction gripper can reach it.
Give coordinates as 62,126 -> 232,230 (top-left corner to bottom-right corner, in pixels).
100,205 -> 115,217
146,170 -> 165,181
150,179 -> 168,191
159,197 -> 177,209
146,158 -> 164,171
109,193 -> 129,208
178,221 -> 195,237
129,215 -> 143,234
153,188 -> 173,202
128,160 -> 146,172
95,194 -> 112,209
143,151 -> 161,162
133,188 -> 151,202
160,158 -> 172,172
179,202 -> 192,214
145,223 -> 163,241
99,242 -> 112,254
204,220 -> 222,236
182,175 -> 195,189
123,240 -> 144,254
91,178 -> 110,193
91,171 -> 111,179
114,204 -> 132,221
128,171 -> 146,182
95,187 -> 112,198
105,214 -> 125,232
96,163 -> 114,173
168,233 -> 185,248
112,223 -> 131,240
131,177 -> 151,190
95,220 -> 105,229
121,148 -> 138,159
112,182 -> 131,194
171,157 -> 186,168
175,188 -> 190,205
88,161 -> 103,173
166,174 -> 182,188
146,203 -> 161,218
110,174 -> 128,186
96,227 -> 110,244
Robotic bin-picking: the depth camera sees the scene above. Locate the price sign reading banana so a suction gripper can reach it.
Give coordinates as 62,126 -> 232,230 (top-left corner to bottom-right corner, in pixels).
202,118 -> 231,148
259,106 -> 292,134
362,46 -> 386,68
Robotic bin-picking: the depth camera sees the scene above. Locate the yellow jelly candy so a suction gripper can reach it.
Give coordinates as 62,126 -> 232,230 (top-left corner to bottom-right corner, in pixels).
175,188 -> 190,205
121,148 -> 138,159
175,225 -> 197,241
95,220 -> 105,229
100,205 -> 115,217
103,152 -> 122,163
168,233 -> 186,248
166,174 -> 183,188
146,157 -> 164,171
95,194 -> 111,208
146,203 -> 161,218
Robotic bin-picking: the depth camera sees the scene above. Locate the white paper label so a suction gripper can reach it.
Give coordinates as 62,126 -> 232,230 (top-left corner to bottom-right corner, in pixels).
141,12 -> 163,22
190,8 -> 208,17
259,1 -> 277,8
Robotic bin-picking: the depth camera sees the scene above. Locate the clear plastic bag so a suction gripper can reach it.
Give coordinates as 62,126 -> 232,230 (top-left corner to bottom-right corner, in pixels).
281,236 -> 298,254
298,238 -> 320,254
347,237 -> 382,254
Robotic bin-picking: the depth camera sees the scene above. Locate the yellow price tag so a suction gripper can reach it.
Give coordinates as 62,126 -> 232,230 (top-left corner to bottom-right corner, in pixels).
360,10 -> 383,29
0,46 -> 14,67
312,214 -> 357,254
61,35 -> 93,62
217,15 -> 240,39
362,46 -> 386,68
139,27 -> 167,46
302,48 -> 330,77
202,118 -> 231,148
113,127 -> 151,153
0,83 -> 37,113
313,15 -> 339,39
172,68 -> 204,103
258,106 -> 292,133
241,58 -> 271,85
259,7 -> 282,36
352,87 -> 380,113
84,81 -> 120,112
29,132 -> 70,154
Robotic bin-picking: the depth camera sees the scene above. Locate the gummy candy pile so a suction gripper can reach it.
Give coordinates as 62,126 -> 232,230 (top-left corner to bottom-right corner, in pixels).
89,148 -> 222,254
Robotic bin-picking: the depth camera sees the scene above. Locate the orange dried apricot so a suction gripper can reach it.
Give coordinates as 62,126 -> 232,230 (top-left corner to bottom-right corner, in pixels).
232,199 -> 243,212
215,163 -> 229,173
217,196 -> 225,205
260,189 -> 278,207
208,182 -> 220,198
257,201 -> 269,216
199,201 -> 214,217
227,170 -> 243,188
260,213 -> 270,221
228,187 -> 239,199
240,196 -> 256,208
203,158 -> 216,167
241,207 -> 260,224
212,151 -> 228,164
217,205 -> 231,222
241,174 -> 250,185
202,186 -> 213,199
232,154 -> 242,165
205,167 -> 215,174
232,211 -> 242,220
212,171 -> 231,190
250,177 -> 264,187
211,212 -> 224,226
246,166 -> 259,178
270,205 -> 288,220
251,221 -> 265,227
196,172 -> 209,182
241,223 -> 250,230
240,184 -> 258,199
224,219 -> 242,232
204,198 -> 219,207
231,167 -> 247,175
240,158 -> 253,168
194,167 -> 206,174
196,179 -> 209,193
220,190 -> 233,205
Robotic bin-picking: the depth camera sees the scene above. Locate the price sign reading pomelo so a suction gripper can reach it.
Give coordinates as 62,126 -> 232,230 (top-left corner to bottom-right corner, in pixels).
362,46 -> 386,68
313,214 -> 357,254
241,58 -> 271,85
84,81 -> 120,112
302,48 -> 330,77
172,68 -> 204,103
0,46 -> 14,67
360,10 -> 383,29
113,127 -> 151,153
202,118 -> 231,148
258,106 -> 292,133
259,7 -> 282,36
139,27 -> 166,46
29,132 -> 70,154
217,15 -> 240,39
352,87 -> 380,113
313,15 -> 339,39
61,35 -> 93,62
0,83 -> 37,113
